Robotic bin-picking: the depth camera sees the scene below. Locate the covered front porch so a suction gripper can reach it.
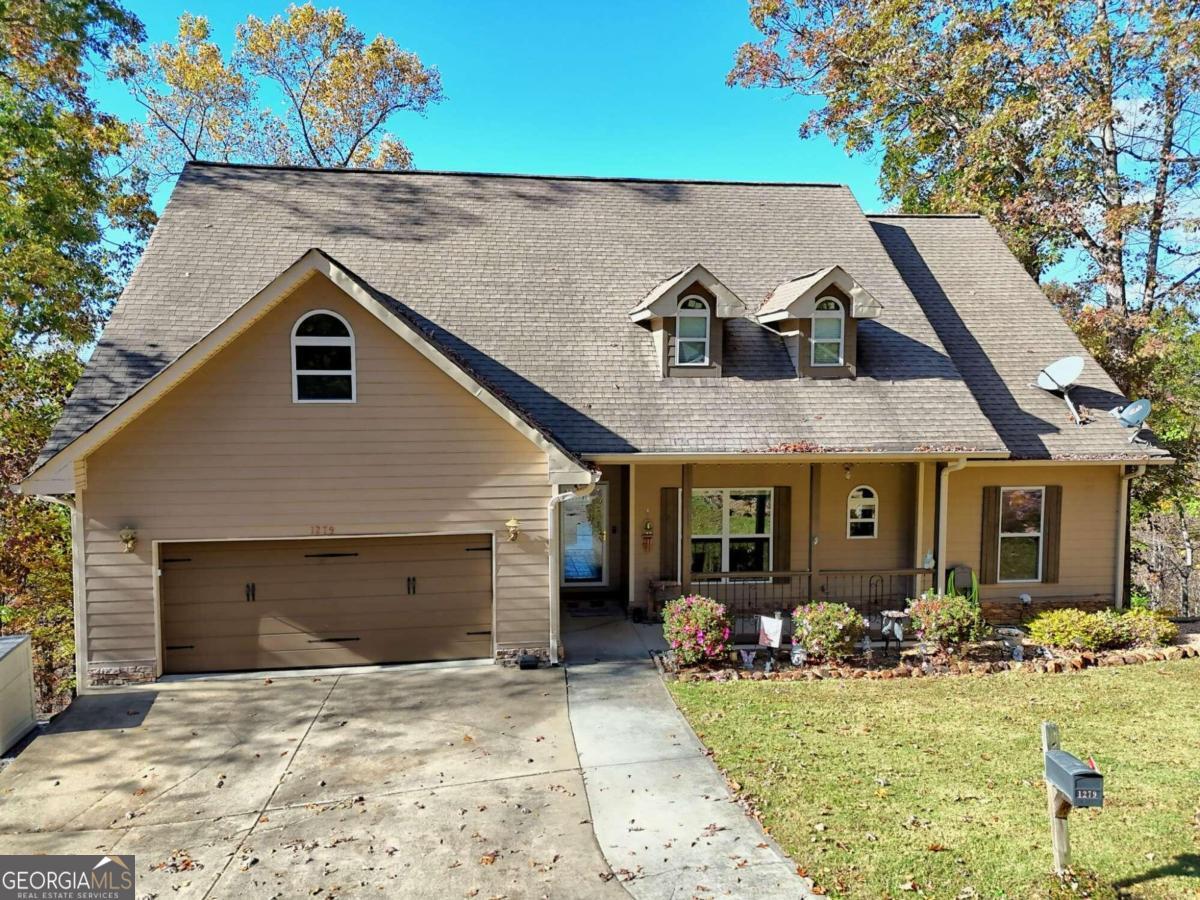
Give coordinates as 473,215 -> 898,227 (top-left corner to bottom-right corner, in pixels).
558,458 -> 944,637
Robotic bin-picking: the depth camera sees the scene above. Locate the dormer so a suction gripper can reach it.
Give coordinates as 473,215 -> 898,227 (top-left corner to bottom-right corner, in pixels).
755,266 -> 883,379
629,264 -> 747,378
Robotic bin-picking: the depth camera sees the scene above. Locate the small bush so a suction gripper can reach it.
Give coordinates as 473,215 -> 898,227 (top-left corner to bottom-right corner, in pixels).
908,593 -> 986,652
791,602 -> 866,661
1029,607 -> 1178,651
662,595 -> 732,666
1028,608 -> 1113,651
1120,608 -> 1179,648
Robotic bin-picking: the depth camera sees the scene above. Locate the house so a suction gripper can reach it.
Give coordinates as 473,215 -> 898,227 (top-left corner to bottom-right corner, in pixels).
19,163 -> 1170,688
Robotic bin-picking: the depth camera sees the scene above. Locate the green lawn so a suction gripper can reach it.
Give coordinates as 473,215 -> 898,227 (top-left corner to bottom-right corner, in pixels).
670,661 -> 1200,899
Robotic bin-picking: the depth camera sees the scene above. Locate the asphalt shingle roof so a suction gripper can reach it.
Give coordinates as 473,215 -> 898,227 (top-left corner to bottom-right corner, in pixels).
35,163 -> 1162,469
869,215 -> 1165,460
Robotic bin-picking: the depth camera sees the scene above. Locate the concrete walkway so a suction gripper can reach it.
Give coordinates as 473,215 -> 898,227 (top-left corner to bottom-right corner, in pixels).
563,617 -> 816,899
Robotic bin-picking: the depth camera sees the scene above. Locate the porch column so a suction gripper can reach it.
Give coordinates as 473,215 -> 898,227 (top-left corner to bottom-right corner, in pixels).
680,463 -> 693,594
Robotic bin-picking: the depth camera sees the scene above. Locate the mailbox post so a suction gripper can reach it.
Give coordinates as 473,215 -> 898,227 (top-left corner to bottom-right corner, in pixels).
1041,722 -> 1104,875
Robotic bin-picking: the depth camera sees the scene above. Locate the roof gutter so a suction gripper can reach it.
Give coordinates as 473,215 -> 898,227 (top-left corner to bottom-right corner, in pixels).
547,470 -> 601,665
1114,464 -> 1147,610
936,458 -> 969,594
584,451 -> 1010,465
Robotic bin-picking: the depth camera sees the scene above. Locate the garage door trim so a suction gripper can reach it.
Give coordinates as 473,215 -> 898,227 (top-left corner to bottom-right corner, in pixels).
151,530 -> 496,677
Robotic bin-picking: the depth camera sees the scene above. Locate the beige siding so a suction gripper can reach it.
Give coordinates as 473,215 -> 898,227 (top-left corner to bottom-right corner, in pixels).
80,273 -> 553,677
945,464 -> 1121,604
813,462 -> 916,571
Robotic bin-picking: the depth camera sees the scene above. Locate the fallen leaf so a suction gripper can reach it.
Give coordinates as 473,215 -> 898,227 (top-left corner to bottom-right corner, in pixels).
479,850 -> 498,866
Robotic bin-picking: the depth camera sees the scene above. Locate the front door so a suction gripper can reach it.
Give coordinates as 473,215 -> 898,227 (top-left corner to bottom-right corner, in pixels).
560,484 -> 609,586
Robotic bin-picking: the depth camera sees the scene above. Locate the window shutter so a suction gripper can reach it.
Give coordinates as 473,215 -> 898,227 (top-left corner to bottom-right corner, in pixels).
772,486 -> 792,583
660,487 -> 679,581
1042,485 -> 1062,584
979,486 -> 1001,585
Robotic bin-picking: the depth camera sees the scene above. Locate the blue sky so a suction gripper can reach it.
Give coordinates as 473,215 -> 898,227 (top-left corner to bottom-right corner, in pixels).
92,0 -> 888,212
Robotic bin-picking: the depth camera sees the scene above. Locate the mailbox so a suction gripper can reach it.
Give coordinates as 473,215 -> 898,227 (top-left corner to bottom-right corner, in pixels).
1044,749 -> 1103,808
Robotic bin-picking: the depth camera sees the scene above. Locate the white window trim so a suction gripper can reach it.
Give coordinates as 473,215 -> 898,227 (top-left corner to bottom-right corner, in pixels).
675,295 -> 711,367
559,482 -> 610,587
998,485 -> 1045,583
811,295 -> 845,367
846,484 -> 878,540
691,487 -> 774,579
292,309 -> 356,404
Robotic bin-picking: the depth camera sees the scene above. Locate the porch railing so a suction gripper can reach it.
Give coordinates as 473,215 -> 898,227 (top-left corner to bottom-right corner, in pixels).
684,567 -> 935,640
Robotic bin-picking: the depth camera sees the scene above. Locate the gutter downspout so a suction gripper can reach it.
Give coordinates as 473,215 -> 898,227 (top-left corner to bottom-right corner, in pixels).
936,458 -> 968,594
547,471 -> 600,665
1115,464 -> 1146,610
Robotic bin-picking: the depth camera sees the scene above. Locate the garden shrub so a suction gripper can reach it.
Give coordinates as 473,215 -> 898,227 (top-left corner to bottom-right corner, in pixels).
1028,608 -> 1113,651
662,595 -> 732,666
1029,607 -> 1178,651
791,602 -> 866,661
1119,608 -> 1179,647
908,593 -> 986,652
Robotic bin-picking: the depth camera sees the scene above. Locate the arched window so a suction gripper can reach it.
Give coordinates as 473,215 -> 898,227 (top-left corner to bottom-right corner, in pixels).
292,310 -> 355,402
847,485 -> 877,539
675,296 -> 710,366
811,296 -> 844,366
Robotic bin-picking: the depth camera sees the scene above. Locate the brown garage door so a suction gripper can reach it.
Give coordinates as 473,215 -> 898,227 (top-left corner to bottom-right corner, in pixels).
160,534 -> 493,673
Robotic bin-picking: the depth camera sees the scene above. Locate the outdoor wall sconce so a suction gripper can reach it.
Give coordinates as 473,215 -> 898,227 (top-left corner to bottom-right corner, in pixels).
843,463 -> 854,480
505,518 -> 521,542
641,518 -> 654,551
118,526 -> 137,553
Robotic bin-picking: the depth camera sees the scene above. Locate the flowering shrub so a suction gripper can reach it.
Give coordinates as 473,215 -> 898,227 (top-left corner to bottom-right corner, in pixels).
662,595 -> 732,666
908,593 -> 986,652
791,602 -> 866,661
1116,608 -> 1179,648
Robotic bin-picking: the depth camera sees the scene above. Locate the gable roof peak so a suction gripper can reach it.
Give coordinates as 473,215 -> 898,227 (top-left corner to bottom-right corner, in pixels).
756,265 -> 884,323
628,262 -> 748,323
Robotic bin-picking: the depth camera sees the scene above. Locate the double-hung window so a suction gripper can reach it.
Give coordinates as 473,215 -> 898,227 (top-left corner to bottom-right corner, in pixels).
998,487 -> 1044,582
676,296 -> 710,366
690,488 -> 773,577
811,296 -> 844,366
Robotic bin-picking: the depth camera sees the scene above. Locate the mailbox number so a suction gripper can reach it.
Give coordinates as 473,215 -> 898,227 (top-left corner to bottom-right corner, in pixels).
1076,789 -> 1100,800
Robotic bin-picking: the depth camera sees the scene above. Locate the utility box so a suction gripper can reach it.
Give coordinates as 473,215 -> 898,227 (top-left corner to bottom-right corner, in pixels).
0,635 -> 37,755
1044,749 -> 1103,808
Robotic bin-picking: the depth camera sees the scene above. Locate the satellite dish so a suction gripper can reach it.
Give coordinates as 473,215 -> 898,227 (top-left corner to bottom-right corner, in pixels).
1109,398 -> 1151,443
1116,398 -> 1151,429
1033,356 -> 1086,426
1036,356 -> 1085,392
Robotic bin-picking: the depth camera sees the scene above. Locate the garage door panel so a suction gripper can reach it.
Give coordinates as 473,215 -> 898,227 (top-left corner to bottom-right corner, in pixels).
163,605 -> 493,640
162,536 -> 489,567
161,534 -> 493,673
163,591 -> 494,626
162,569 -> 491,605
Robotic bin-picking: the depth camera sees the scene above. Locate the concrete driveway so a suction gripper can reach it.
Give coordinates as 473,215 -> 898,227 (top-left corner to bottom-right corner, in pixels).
0,665 -> 624,899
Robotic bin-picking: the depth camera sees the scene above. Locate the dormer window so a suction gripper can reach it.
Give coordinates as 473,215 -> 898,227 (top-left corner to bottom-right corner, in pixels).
811,297 -> 844,366
756,266 -> 883,380
676,296 -> 710,366
628,264 -> 747,378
